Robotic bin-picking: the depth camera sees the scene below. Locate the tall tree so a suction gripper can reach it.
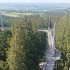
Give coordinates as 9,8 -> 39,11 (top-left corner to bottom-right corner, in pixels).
7,16 -> 46,70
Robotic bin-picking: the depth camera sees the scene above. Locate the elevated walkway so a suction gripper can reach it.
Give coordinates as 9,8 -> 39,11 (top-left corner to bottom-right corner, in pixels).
38,20 -> 61,70
43,48 -> 61,70
39,47 -> 61,70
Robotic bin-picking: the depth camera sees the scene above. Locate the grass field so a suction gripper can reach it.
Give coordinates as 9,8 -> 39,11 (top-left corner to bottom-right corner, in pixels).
1,12 -> 34,17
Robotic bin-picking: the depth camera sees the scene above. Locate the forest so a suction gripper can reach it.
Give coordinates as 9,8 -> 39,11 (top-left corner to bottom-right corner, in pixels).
0,7 -> 70,70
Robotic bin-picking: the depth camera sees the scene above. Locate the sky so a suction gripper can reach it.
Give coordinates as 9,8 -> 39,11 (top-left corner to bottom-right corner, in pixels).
0,0 -> 70,3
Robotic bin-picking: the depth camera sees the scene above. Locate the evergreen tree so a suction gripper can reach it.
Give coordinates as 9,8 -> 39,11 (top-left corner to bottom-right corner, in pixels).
7,16 -> 45,70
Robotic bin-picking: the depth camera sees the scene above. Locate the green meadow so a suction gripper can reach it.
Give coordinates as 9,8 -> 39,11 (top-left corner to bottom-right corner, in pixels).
1,12 -> 34,17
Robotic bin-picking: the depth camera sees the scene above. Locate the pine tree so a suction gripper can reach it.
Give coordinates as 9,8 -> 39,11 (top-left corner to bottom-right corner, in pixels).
7,16 -> 46,70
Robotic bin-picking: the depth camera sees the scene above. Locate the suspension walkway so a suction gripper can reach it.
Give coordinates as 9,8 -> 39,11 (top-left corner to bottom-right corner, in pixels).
43,47 -> 61,70
38,20 -> 61,70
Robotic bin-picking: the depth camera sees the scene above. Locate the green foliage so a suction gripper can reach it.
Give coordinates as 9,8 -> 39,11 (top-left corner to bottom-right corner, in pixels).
0,30 -> 12,61
55,12 -> 70,70
0,61 -> 9,70
0,30 -> 11,70
0,14 -> 18,27
0,60 -> 3,70
7,15 -> 46,70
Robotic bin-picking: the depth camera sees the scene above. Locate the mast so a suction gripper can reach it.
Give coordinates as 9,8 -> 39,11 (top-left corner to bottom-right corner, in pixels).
48,15 -> 52,30
52,20 -> 56,55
